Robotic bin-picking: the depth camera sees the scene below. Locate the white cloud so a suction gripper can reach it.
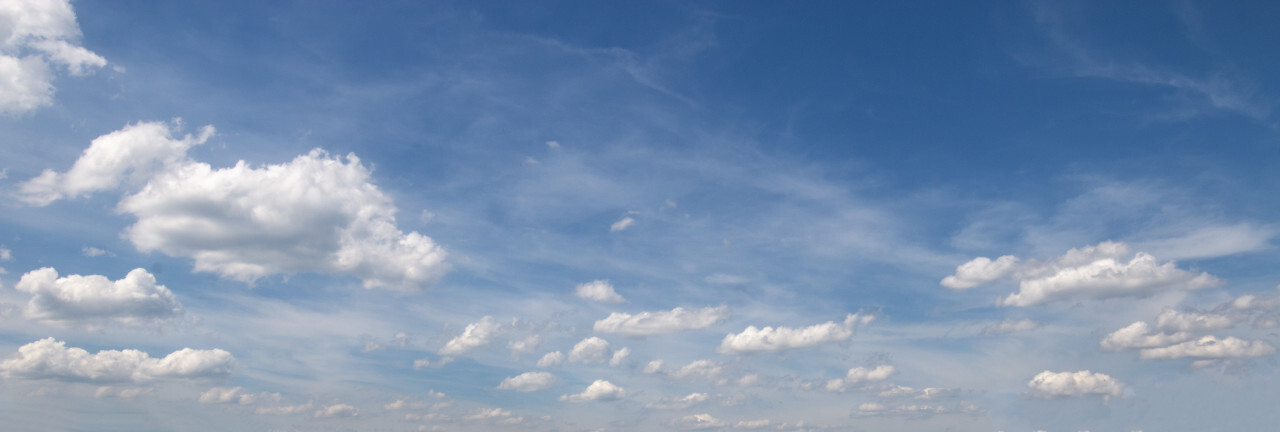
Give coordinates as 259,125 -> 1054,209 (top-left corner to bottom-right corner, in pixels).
14,267 -> 182,327
944,242 -> 1220,306
0,0 -> 107,115
0,338 -> 234,382
22,121 -> 450,291
643,359 -> 664,374
941,255 -> 1019,289
536,351 -> 565,368
559,379 -> 625,402
718,313 -> 871,354
1139,223 -> 1277,260
647,392 -> 708,410
0,246 -> 10,261
1155,309 -> 1233,332
1100,322 -> 1190,351
982,318 -> 1041,335
464,408 -> 522,424
1139,336 -> 1275,360
672,360 -> 722,379
677,413 -> 726,429
199,386 -> 243,404
735,419 -> 771,429
439,316 -> 501,356
609,347 -> 631,366
575,280 -> 626,303
314,404 -> 358,418
1027,370 -> 1124,399
256,403 -> 314,415
508,334 -> 541,355
610,216 -> 636,232
826,365 -> 894,392
568,336 -> 611,364
81,246 -> 113,257
593,306 -> 730,336
497,372 -> 557,392
19,121 -> 214,205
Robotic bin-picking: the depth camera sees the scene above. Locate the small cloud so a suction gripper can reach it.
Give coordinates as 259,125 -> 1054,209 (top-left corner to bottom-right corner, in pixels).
314,404 -> 358,418
610,216 -> 636,232
536,351 -> 565,368
568,337 -> 611,364
575,280 -> 626,303
559,379 -> 625,402
81,246 -> 114,257
546,141 -> 561,149
1027,370 -> 1124,400
497,372 -> 557,392
704,273 -> 748,285
609,347 -> 631,367
982,319 -> 1041,335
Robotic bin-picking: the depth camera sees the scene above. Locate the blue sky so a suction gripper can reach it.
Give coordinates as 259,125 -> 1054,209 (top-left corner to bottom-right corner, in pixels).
2,1 -> 1279,431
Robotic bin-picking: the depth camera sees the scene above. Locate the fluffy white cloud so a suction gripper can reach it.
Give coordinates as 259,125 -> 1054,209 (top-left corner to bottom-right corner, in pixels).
314,404 -> 358,418
559,379 -> 625,402
1027,370 -> 1124,399
22,121 -> 450,291
1139,336 -> 1275,359
439,316 -> 501,356
497,372 -> 557,392
943,242 -> 1220,306
536,351 -> 565,368
609,347 -> 631,366
593,306 -> 730,336
643,359 -> 664,374
826,365 -> 894,392
610,216 -> 636,232
718,313 -> 871,354
199,386 -> 243,404
981,318 -> 1041,335
0,338 -> 234,382
575,280 -> 625,303
672,360 -> 723,379
941,255 -> 1019,289
508,335 -> 541,355
568,337 -> 611,364
1100,322 -> 1191,351
647,392 -> 709,410
19,121 -> 213,205
15,267 -> 181,326
0,0 -> 107,115
677,413 -> 726,429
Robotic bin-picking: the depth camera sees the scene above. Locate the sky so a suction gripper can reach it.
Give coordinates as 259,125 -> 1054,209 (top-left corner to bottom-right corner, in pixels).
1,1 -> 1279,431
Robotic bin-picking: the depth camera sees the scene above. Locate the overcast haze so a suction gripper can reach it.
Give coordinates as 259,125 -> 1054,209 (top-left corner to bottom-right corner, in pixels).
2,1 -> 1280,431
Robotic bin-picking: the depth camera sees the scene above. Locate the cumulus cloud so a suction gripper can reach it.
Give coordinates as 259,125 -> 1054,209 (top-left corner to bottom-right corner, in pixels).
593,306 -> 730,336
568,337 -> 611,364
14,267 -> 182,327
609,347 -> 631,366
464,408 -> 522,424
735,419 -> 772,429
575,280 -> 625,303
643,359 -> 664,374
610,216 -> 636,232
439,316 -> 501,356
314,404 -> 358,418
981,318 -> 1041,335
536,351 -> 565,368
1100,322 -> 1191,351
718,313 -> 872,354
198,387 -> 282,405
19,121 -> 214,205
1027,370 -> 1124,399
825,365 -> 894,392
941,255 -> 1019,289
677,413 -> 726,429
943,242 -> 1220,306
1139,336 -> 1275,360
672,360 -> 723,379
559,379 -> 625,402
21,121 -> 449,291
0,0 -> 108,115
0,338 -> 234,382
647,392 -> 709,410
497,372 -> 557,392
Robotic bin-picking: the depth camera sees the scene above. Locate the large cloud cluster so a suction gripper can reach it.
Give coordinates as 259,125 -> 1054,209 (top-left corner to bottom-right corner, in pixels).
1101,306 -> 1274,361
15,267 -> 181,327
20,121 -> 449,291
0,338 -> 234,382
941,242 -> 1220,306
0,0 -> 108,115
